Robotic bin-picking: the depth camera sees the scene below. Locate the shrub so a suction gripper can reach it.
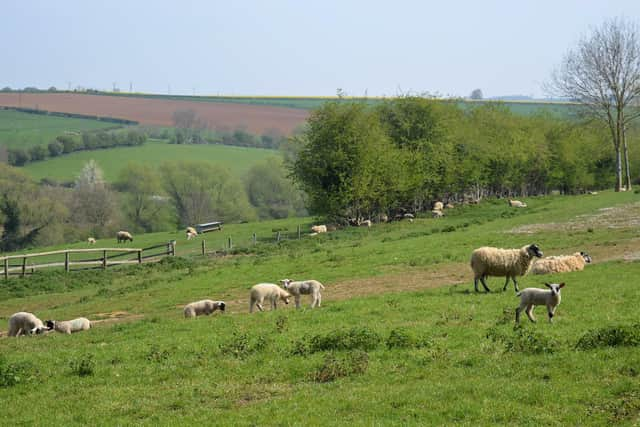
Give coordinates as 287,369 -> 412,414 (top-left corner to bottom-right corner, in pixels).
47,140 -> 64,157
310,351 -> 369,383
575,324 -> 640,350
308,327 -> 381,353
386,328 -> 431,349
486,325 -> 556,354
219,332 -> 267,358
69,354 -> 95,377
0,356 -> 35,387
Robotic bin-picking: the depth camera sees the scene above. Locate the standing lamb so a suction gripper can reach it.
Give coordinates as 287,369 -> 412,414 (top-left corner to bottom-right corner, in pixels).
279,278 -> 325,309
508,199 -> 527,208
7,312 -> 48,337
470,243 -> 543,292
183,300 -> 226,318
116,230 -> 133,243
249,283 -> 291,313
531,252 -> 592,275
87,237 -> 96,245
44,317 -> 91,334
516,282 -> 565,323
186,227 -> 198,240
433,201 -> 444,211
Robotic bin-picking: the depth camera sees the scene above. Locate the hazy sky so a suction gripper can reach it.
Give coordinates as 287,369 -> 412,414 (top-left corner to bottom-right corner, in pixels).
3,1 -> 639,98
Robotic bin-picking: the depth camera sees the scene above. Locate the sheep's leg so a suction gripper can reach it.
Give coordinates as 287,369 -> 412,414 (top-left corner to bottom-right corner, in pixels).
512,277 -> 520,293
314,292 -> 322,308
295,295 -> 301,309
547,305 -> 556,323
480,275 -> 491,292
525,305 -> 536,322
272,298 -> 277,310
515,304 -> 524,323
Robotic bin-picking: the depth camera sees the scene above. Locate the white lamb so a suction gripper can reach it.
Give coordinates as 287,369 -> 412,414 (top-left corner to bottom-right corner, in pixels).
7,312 -> 48,337
186,227 -> 198,240
433,201 -> 444,211
516,282 -> 565,323
183,300 -> 226,318
87,237 -> 96,245
470,243 -> 543,292
279,278 -> 325,309
531,252 -> 592,275
249,283 -> 291,313
311,225 -> 327,234
359,220 -> 372,228
508,199 -> 527,208
45,317 -> 91,334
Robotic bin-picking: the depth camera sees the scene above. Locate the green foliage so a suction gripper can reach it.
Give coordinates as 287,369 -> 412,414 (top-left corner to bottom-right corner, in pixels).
310,350 -> 369,383
306,327 -> 381,353
487,325 -> 557,354
575,324 -> 640,350
69,354 -> 96,377
0,356 -> 35,388
386,327 -> 431,349
218,331 -> 267,359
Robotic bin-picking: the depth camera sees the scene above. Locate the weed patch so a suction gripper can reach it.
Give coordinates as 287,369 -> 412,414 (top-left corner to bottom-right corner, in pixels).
575,324 -> 640,350
310,351 -> 369,383
386,328 -> 432,349
0,356 -> 36,388
219,331 -> 267,358
306,327 -> 381,353
69,354 -> 96,377
486,325 -> 556,354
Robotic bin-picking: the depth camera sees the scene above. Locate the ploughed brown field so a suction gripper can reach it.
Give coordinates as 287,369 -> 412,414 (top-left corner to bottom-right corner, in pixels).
0,93 -> 309,135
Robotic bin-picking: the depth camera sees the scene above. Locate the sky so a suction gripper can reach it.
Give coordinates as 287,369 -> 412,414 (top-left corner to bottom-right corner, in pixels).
3,1 -> 639,98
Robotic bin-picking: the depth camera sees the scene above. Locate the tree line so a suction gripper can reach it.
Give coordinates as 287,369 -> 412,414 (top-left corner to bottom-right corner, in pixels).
290,98 -> 636,223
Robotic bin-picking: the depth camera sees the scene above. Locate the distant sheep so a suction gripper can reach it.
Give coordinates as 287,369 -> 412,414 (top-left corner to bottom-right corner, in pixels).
431,209 -> 443,218
516,282 -> 564,323
116,230 -> 133,243
186,227 -> 198,240
45,317 -> 91,334
433,201 -> 444,211
360,220 -> 372,228
279,278 -> 325,309
445,202 -> 455,209
8,312 -> 48,337
87,237 -> 96,245
310,225 -> 327,235
470,243 -> 543,292
508,199 -> 527,208
249,283 -> 291,313
183,300 -> 226,318
531,252 -> 592,275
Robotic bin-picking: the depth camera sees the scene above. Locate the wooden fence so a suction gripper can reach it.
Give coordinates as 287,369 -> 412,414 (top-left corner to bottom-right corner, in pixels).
0,241 -> 175,279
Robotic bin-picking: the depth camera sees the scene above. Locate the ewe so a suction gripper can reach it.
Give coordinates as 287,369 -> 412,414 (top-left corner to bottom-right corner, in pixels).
470,244 -> 543,292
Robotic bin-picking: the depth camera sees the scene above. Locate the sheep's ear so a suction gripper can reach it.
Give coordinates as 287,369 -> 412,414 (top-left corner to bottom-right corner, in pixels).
544,283 -> 551,288
559,283 -> 565,288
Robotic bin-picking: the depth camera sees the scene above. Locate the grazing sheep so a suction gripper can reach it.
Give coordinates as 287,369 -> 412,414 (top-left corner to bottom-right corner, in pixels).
431,209 -> 444,218
508,199 -> 527,208
380,214 -> 389,223
183,300 -> 226,318
87,237 -> 96,245
445,202 -> 455,209
279,278 -> 325,309
44,318 -> 91,334
186,226 -> 198,240
310,225 -> 327,234
516,282 -> 564,323
531,252 -> 592,275
116,230 -> 133,243
470,243 -> 543,293
7,312 -> 48,337
433,201 -> 444,211
249,283 -> 291,313
360,220 -> 372,228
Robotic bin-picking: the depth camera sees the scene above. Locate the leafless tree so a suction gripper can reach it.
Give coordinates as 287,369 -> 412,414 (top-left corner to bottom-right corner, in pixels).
549,18 -> 640,191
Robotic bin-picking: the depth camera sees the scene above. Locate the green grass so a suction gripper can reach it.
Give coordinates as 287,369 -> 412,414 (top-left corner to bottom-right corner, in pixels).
22,139 -> 280,182
0,109 -> 115,149
1,191 -> 640,425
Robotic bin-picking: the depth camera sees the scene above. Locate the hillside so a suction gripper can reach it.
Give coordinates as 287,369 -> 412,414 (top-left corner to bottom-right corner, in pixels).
1,192 -> 639,424
22,139 -> 279,182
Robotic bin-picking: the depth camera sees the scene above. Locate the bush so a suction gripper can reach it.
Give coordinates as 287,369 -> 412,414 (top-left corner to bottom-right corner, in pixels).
8,148 -> 30,166
575,324 -> 640,350
486,325 -> 556,354
69,354 -> 95,377
47,140 -> 64,157
307,327 -> 381,353
310,351 -> 369,383
0,356 -> 35,387
386,328 -> 431,349
219,332 -> 267,358
29,145 -> 47,161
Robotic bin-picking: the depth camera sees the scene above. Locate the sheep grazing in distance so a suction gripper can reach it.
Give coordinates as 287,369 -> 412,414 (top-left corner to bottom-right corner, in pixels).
116,230 -> 133,243
470,243 -> 543,292
87,237 -> 96,245
508,199 -> 527,208
531,252 -> 592,275
8,312 -> 48,337
445,202 -> 455,209
45,318 -> 91,334
186,226 -> 198,240
433,201 -> 444,211
516,282 -> 565,323
279,278 -> 325,309
183,300 -> 226,318
310,225 -> 327,235
431,209 -> 443,218
249,283 -> 291,313
359,220 -> 372,228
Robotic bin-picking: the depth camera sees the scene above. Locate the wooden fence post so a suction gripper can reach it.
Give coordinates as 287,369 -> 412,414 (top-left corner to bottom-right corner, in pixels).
138,250 -> 142,264
170,240 -> 176,256
201,240 -> 206,256
65,251 -> 70,272
3,258 -> 8,280
228,237 -> 232,249
297,225 -> 301,240
252,233 -> 257,245
22,257 -> 27,277
276,231 -> 281,242
102,250 -> 107,269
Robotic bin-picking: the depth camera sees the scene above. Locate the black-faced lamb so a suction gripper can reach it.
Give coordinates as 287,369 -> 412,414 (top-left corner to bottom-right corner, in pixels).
470,243 -> 543,292
8,312 -> 48,337
249,283 -> 291,313
531,252 -> 592,275
44,317 -> 91,334
183,300 -> 226,318
116,230 -> 133,243
279,278 -> 325,309
516,282 -> 564,323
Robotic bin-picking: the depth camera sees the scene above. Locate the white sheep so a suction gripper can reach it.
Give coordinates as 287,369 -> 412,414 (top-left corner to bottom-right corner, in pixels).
87,237 -> 96,245
116,230 -> 133,243
508,199 -> 527,208
470,243 -> 543,292
44,317 -> 91,334
279,278 -> 325,309
249,283 -> 291,313
359,220 -> 372,228
186,227 -> 198,240
311,225 -> 327,234
7,312 -> 48,337
431,209 -> 443,218
531,252 -> 592,275
445,202 -> 455,209
516,282 -> 565,323
183,300 -> 226,318
433,201 -> 444,211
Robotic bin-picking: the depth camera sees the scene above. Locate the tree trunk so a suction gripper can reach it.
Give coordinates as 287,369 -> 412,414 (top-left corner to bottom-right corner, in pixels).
623,126 -> 632,191
616,148 -> 623,192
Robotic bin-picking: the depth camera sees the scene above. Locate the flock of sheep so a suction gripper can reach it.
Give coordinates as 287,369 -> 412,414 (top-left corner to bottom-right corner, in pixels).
6,199 -> 594,338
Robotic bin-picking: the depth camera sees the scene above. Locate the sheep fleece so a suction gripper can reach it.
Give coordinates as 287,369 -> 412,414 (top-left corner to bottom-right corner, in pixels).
470,246 -> 536,278
8,312 -> 45,337
53,317 -> 91,334
531,253 -> 587,275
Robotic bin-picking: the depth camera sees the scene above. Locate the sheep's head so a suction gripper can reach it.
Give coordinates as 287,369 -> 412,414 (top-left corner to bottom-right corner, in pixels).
580,252 -> 592,264
527,244 -> 543,258
279,279 -> 293,289
218,302 -> 226,312
29,326 -> 47,335
544,282 -> 565,296
45,320 -> 56,330
281,292 -> 291,305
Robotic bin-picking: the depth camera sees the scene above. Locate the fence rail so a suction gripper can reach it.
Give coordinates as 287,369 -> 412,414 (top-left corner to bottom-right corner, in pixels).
0,241 -> 175,279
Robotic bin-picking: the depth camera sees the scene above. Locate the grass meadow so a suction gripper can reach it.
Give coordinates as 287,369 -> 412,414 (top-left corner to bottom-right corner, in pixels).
0,109 -> 115,149
22,139 -> 280,182
1,191 -> 639,425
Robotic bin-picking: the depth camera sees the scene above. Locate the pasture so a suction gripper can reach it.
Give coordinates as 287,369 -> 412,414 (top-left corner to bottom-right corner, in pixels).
22,139 -> 279,182
1,191 -> 639,425
0,109 -> 115,149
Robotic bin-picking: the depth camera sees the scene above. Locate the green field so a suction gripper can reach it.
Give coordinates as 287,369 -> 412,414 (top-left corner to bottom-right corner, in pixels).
1,191 -> 639,425
0,109 -> 116,149
22,139 -> 280,182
